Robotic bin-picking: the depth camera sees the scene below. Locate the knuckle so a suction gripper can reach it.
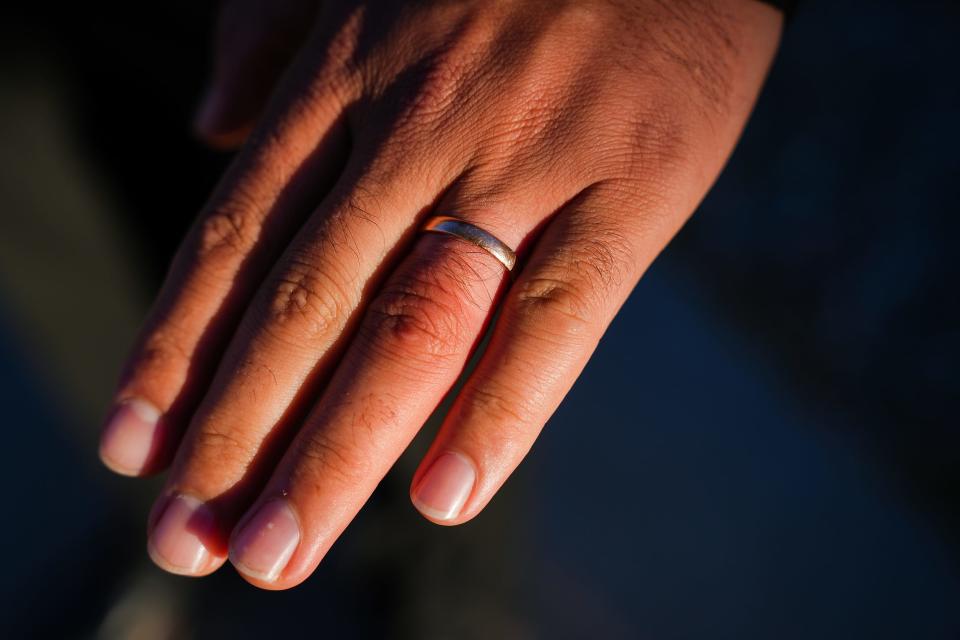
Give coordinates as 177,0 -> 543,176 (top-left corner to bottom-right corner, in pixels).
189,426 -> 255,470
384,40 -> 483,134
264,258 -> 351,343
624,107 -> 691,180
408,51 -> 467,121
591,107 -> 689,185
467,385 -> 531,429
457,387 -> 533,461
512,206 -> 635,340
555,1 -> 611,34
512,276 -> 596,336
129,329 -> 193,383
296,430 -> 368,488
194,198 -> 259,267
364,274 -> 467,361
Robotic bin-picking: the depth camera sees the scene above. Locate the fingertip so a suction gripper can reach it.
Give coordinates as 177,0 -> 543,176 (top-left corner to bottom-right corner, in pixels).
146,493 -> 225,577
98,399 -> 164,477
233,571 -> 305,591
147,541 -> 223,578
228,499 -> 301,585
410,451 -> 477,525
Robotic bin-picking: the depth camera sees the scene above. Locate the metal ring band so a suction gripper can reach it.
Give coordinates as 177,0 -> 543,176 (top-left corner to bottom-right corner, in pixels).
420,215 -> 517,271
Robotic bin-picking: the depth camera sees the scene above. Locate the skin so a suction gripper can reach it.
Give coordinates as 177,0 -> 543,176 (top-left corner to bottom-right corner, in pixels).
99,0 -> 782,589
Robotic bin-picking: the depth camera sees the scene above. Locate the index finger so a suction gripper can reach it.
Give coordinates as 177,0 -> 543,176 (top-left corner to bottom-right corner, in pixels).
98,30 -> 355,476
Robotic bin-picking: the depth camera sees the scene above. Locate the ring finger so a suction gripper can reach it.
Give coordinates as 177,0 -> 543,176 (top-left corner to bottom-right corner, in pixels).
224,181 -> 571,589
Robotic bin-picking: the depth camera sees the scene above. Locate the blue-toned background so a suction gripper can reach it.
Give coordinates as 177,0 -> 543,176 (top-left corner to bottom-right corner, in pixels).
1,1 -> 957,637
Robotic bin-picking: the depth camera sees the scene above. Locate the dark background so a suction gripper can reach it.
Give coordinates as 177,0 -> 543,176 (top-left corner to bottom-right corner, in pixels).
0,1 -> 958,638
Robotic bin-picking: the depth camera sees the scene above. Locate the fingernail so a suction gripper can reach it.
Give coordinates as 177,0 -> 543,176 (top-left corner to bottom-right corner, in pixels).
148,494 -> 218,575
99,399 -> 161,476
411,452 -> 476,522
230,499 -> 300,582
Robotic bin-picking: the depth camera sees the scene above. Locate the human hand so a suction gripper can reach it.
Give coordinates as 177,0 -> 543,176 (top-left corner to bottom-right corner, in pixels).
99,0 -> 782,589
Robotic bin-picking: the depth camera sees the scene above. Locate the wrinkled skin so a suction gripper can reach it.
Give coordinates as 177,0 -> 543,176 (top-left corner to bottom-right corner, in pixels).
99,0 -> 782,589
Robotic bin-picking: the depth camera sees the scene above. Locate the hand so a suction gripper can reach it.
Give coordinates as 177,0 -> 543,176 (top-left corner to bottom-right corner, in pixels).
99,0 -> 782,589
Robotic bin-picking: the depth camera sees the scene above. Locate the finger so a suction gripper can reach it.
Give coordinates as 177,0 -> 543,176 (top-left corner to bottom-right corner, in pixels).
410,180 -> 684,525
98,27 -> 355,478
225,187 -> 566,589
194,0 -> 321,149
142,28 -> 559,575
143,147 -> 447,576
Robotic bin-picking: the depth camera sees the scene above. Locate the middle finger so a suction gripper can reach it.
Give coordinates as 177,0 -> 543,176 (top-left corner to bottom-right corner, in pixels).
145,142 -> 449,576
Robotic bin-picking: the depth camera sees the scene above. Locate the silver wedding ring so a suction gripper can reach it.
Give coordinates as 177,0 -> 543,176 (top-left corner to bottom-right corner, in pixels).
421,215 -> 517,271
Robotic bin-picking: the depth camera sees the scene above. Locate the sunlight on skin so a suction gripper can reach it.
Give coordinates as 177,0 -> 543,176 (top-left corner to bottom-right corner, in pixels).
99,0 -> 783,589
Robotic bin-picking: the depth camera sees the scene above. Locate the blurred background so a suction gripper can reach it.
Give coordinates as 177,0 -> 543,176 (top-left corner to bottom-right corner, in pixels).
1,1 -> 958,638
